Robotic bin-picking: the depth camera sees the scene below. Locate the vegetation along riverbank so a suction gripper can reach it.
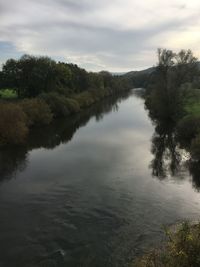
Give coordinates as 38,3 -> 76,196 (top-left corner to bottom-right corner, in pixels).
133,221 -> 200,267
125,49 -> 200,165
1,50 -> 200,266
130,49 -> 200,266
0,55 -> 131,145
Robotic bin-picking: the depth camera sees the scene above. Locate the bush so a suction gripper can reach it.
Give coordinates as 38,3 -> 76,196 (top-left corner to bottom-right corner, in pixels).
0,89 -> 17,99
20,98 -> 53,126
191,134 -> 200,161
0,103 -> 28,145
133,222 -> 200,267
176,116 -> 200,143
65,98 -> 80,113
90,88 -> 111,101
72,91 -> 95,108
39,92 -> 70,117
55,86 -> 72,97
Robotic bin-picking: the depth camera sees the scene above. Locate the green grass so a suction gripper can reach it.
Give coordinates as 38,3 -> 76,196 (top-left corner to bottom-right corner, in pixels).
0,89 -> 17,99
184,89 -> 200,117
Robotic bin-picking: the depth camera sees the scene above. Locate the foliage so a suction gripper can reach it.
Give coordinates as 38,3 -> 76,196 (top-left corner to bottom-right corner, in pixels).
67,63 -> 89,92
88,72 -> 104,90
183,89 -> 200,117
145,49 -> 200,178
39,92 -> 71,117
176,116 -> 200,145
0,89 -> 17,99
0,103 -> 28,145
0,54 -> 131,100
145,49 -> 199,122
133,222 -> 200,267
20,98 -> 53,126
72,91 -> 95,108
65,98 -> 80,113
191,134 -> 200,160
0,53 -> 130,146
0,55 -> 72,97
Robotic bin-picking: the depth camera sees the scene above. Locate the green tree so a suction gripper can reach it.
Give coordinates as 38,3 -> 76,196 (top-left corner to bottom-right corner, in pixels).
1,55 -> 72,97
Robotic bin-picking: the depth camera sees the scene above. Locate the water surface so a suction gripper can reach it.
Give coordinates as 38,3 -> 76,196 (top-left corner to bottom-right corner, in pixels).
0,90 -> 200,267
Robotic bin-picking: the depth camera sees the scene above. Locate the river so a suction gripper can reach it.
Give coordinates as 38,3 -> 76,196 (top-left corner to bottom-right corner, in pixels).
0,90 -> 200,267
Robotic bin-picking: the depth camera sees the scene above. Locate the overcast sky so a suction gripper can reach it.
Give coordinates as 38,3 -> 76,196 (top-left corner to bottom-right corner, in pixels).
0,0 -> 200,72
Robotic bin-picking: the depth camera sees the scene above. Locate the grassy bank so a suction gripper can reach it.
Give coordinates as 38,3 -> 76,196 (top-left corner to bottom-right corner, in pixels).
133,222 -> 200,267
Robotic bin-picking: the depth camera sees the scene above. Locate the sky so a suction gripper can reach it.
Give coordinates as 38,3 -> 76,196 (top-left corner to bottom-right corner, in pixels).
0,0 -> 200,72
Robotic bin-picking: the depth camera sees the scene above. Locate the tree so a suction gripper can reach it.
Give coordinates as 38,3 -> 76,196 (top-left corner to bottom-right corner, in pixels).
88,72 -> 104,90
175,49 -> 199,86
99,71 -> 113,88
146,49 -> 199,122
1,55 -> 72,97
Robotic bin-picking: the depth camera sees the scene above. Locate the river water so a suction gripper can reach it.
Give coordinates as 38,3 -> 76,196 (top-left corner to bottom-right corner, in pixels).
0,90 -> 200,267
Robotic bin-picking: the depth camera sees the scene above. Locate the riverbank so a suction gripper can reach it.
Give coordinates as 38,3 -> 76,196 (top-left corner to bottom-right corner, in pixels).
143,50 -> 200,163
1,89 -> 200,267
0,87 -> 131,146
178,89 -> 200,160
132,221 -> 200,267
133,49 -> 200,266
0,54 -> 132,146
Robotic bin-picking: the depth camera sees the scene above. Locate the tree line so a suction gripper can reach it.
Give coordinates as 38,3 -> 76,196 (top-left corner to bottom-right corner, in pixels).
0,54 -> 130,98
0,54 -> 131,145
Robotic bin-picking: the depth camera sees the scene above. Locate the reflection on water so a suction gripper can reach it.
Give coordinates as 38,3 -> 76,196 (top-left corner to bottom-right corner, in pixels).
149,116 -> 200,190
150,121 -> 180,178
189,162 -> 200,190
0,92 -> 127,184
0,146 -> 28,182
0,90 -> 200,267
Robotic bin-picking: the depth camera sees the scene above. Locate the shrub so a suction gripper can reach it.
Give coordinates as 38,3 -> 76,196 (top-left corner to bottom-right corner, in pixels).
0,103 -> 28,145
56,86 -> 72,97
190,134 -> 200,161
0,89 -> 17,99
65,98 -> 80,113
20,98 -> 53,126
176,116 -> 200,144
39,92 -> 70,117
90,88 -> 110,101
133,222 -> 200,267
73,91 -> 95,108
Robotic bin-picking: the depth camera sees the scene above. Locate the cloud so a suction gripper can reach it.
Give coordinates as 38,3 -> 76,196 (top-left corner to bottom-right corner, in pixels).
0,0 -> 200,71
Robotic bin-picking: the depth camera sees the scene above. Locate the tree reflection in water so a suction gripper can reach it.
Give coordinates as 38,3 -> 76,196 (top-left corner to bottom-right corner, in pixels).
0,92 -> 130,183
150,120 -> 181,178
149,116 -> 200,190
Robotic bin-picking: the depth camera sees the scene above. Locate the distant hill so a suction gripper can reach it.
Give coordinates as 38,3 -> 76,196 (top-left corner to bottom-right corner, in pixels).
124,67 -> 155,77
123,61 -> 200,88
111,72 -> 127,76
122,67 -> 156,88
